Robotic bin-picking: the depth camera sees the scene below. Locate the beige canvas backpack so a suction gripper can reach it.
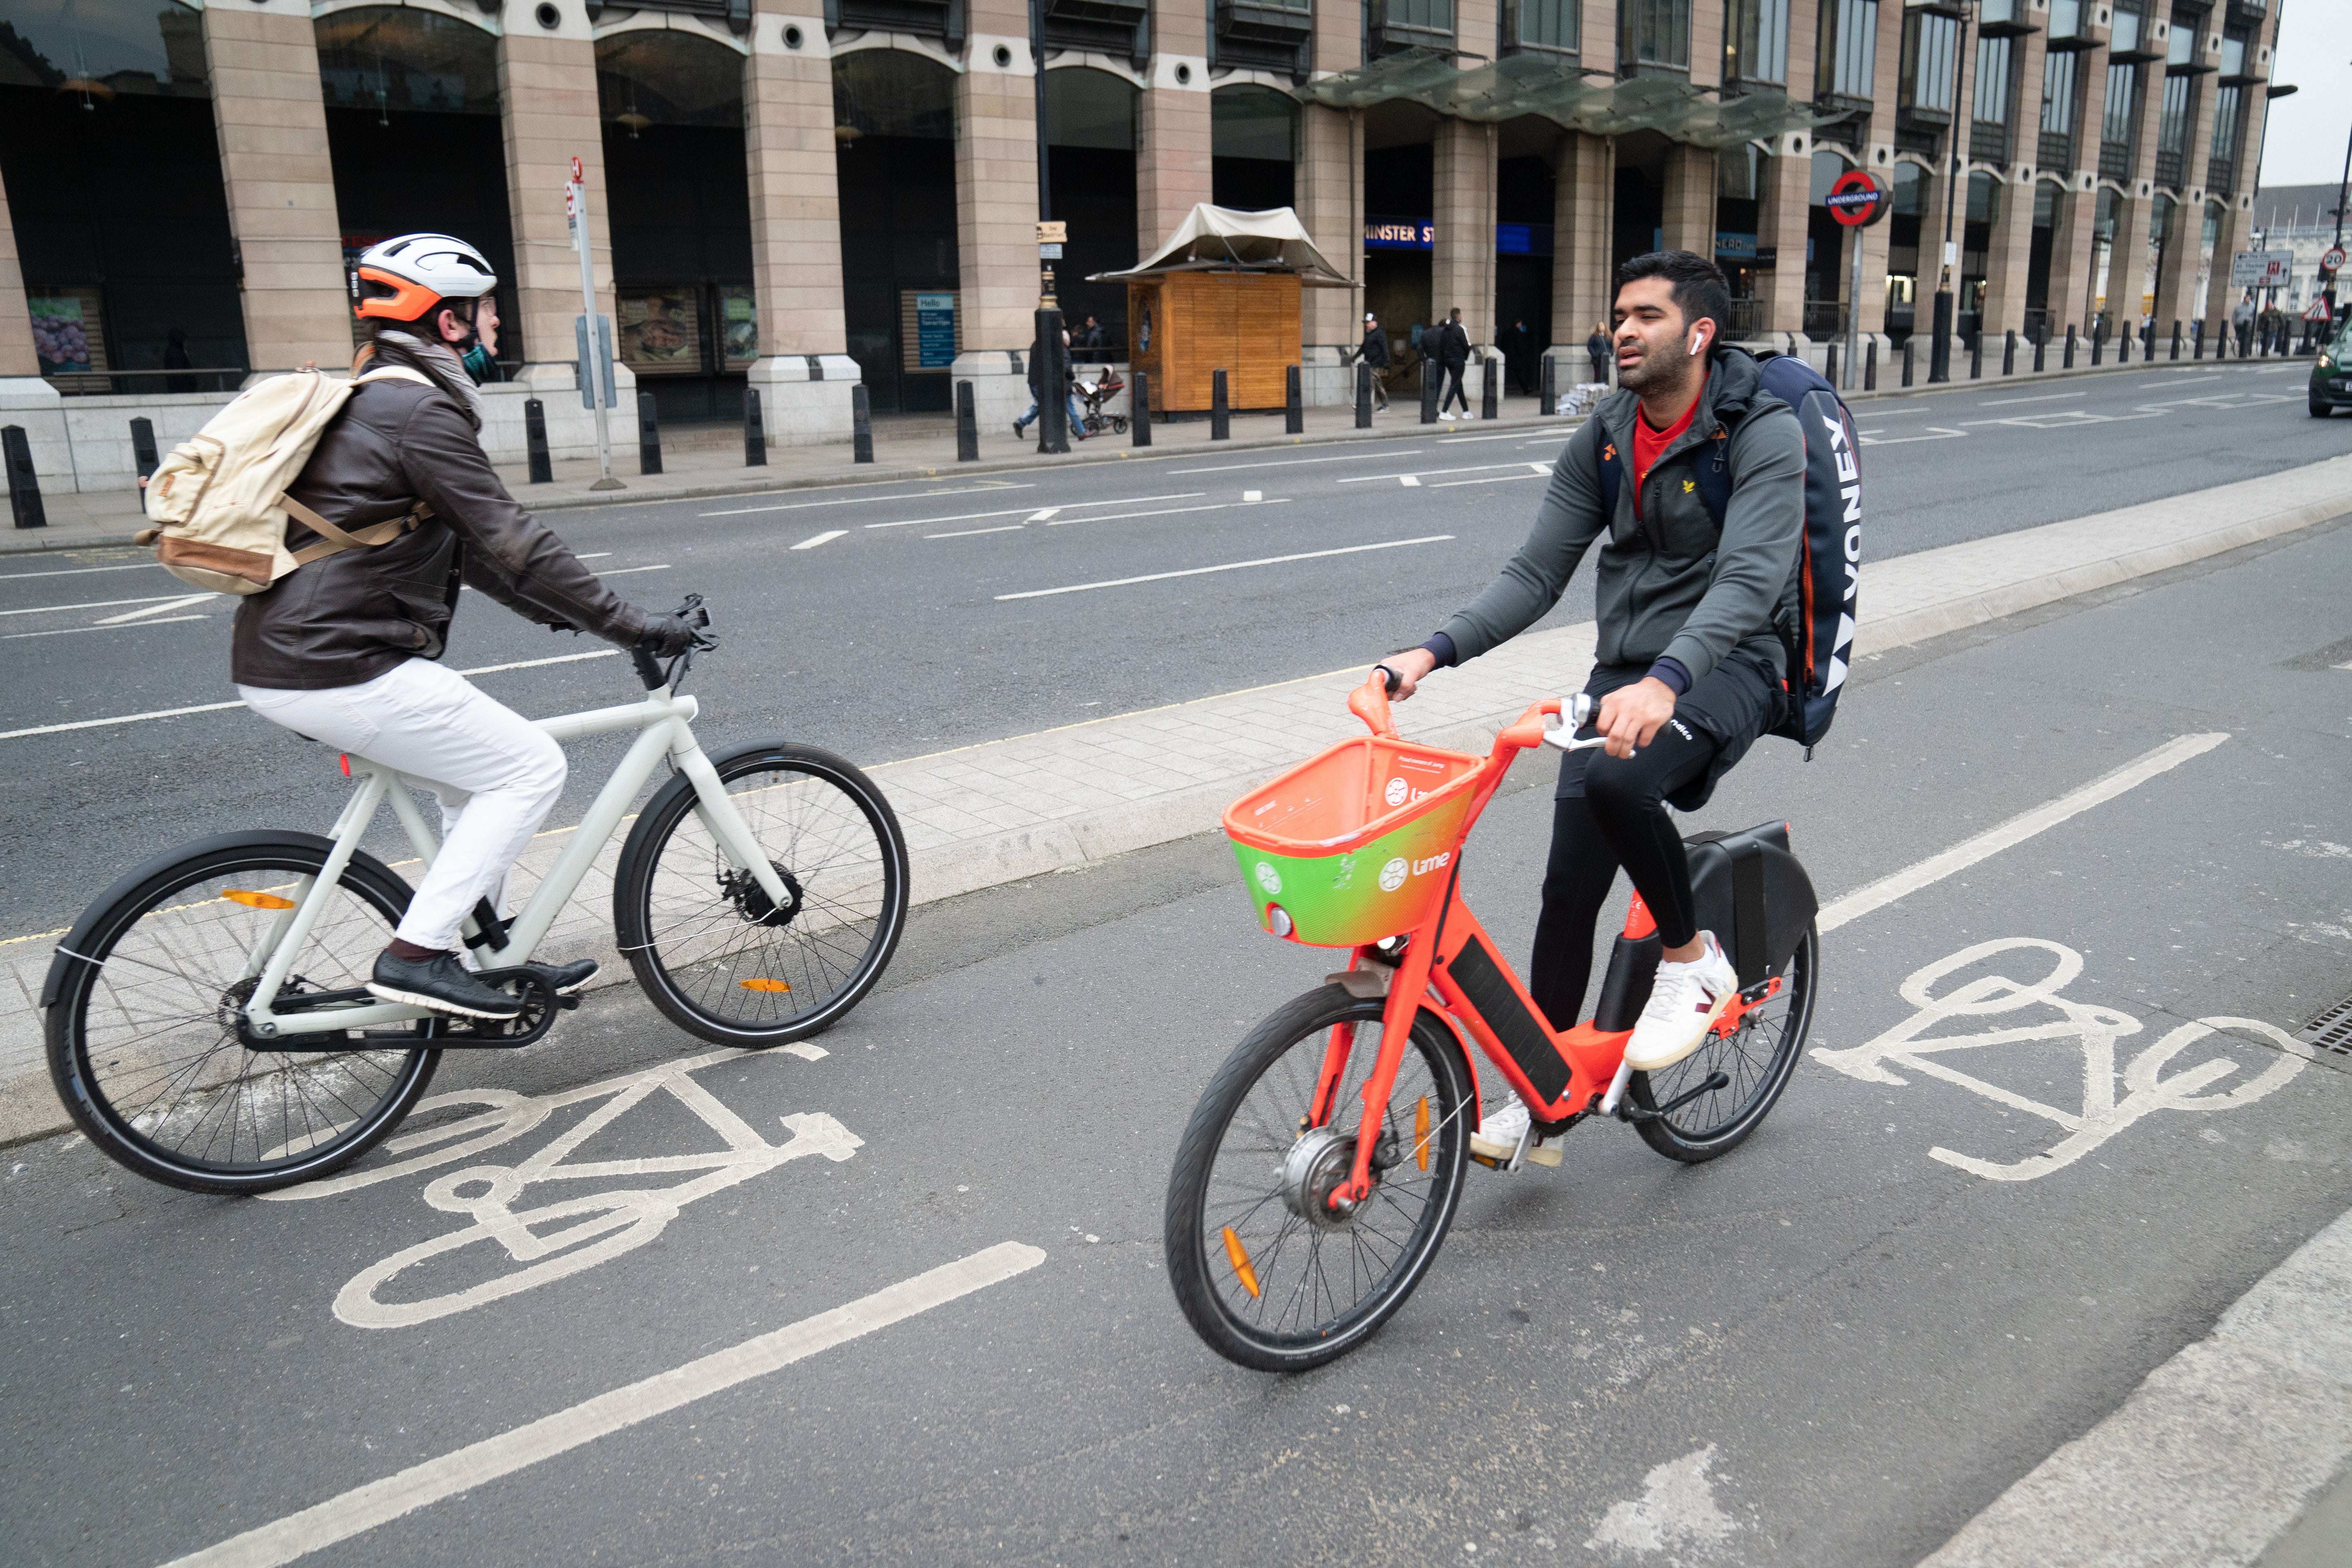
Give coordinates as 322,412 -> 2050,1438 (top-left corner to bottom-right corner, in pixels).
135,364 -> 437,595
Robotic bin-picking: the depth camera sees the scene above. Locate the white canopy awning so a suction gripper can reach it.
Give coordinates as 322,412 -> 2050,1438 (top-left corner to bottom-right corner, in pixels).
1089,204 -> 1353,286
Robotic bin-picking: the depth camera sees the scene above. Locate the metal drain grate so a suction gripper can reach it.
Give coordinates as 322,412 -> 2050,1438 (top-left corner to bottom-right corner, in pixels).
2295,996 -> 2352,1058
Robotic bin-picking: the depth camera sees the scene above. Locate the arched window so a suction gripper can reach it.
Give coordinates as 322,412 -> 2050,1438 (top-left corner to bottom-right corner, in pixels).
1212,85 -> 1297,211
1044,68 -> 1137,356
834,49 -> 961,412
316,6 -> 499,118
596,29 -> 745,130
833,47 -> 956,141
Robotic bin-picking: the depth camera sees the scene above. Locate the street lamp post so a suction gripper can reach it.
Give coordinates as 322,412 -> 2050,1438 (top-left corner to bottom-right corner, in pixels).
1030,0 -> 1069,454
1931,1 -> 1977,384
2328,83 -> 2352,327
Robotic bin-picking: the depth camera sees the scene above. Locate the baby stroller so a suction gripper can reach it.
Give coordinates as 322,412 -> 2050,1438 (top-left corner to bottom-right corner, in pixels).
1075,368 -> 1129,436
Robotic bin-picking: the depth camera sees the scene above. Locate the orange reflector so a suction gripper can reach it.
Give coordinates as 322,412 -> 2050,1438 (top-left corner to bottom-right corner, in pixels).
223,890 -> 296,911
339,753 -> 351,778
1221,1226 -> 1261,1299
738,978 -> 793,993
1414,1095 -> 1431,1172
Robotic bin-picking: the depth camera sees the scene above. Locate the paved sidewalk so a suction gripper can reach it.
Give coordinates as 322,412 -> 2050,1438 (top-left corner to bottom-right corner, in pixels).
6,450 -> 2348,1149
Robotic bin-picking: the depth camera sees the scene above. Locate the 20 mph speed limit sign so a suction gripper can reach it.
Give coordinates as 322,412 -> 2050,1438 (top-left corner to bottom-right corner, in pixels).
1826,169 -> 1892,228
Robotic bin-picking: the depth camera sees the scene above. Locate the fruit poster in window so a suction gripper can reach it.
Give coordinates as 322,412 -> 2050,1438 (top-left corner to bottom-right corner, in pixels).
30,295 -> 93,375
616,289 -> 701,375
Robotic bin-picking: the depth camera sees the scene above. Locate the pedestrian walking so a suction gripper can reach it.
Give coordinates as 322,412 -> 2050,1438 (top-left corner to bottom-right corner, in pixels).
1073,314 -> 1108,364
2232,292 -> 2255,357
1358,311 -> 1392,411
1586,320 -> 1611,385
1437,306 -> 1472,416
2259,301 -> 2285,356
1501,318 -> 1536,396
1013,326 -> 1088,440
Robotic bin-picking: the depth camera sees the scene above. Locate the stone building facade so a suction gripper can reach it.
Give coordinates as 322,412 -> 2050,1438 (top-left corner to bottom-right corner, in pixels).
0,0 -> 2288,488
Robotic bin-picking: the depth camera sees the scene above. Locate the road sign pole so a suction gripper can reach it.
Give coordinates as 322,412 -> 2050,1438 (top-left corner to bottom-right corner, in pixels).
1848,225 -> 1863,391
569,161 -> 622,491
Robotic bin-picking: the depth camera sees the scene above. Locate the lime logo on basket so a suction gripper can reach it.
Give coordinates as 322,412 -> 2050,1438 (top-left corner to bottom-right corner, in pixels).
1385,777 -> 1410,807
1379,857 -> 1409,892
1255,861 -> 1283,895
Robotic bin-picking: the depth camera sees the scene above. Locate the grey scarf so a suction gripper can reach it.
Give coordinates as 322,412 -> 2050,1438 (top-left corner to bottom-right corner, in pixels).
373,328 -> 486,429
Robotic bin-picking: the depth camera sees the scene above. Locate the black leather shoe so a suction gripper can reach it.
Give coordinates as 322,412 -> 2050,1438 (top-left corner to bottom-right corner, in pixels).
368,951 -> 523,1020
529,958 -> 600,996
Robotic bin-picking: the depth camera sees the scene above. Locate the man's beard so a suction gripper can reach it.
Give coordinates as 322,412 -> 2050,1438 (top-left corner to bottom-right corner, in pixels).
1617,342 -> 1696,398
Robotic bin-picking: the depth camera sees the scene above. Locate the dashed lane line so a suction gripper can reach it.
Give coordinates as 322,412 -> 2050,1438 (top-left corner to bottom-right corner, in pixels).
994,532 -> 1450,600
698,482 -> 1032,518
1165,448 -> 1417,474
2,615 -> 210,642
790,530 -> 847,550
156,1243 -> 1048,1568
863,493 -> 1202,530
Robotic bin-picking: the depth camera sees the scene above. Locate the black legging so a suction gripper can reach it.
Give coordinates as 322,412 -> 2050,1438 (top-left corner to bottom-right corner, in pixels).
1440,362 -> 1471,413
1527,720 -> 1717,1031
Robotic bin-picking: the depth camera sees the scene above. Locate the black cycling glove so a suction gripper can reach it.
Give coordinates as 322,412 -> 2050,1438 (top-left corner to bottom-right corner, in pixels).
638,614 -> 700,658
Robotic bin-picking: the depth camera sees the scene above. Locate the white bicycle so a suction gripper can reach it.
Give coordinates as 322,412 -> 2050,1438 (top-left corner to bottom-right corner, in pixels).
43,596 -> 909,1195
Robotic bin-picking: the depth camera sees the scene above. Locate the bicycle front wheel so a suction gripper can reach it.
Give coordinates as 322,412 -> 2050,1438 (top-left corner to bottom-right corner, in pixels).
44,832 -> 441,1195
1628,923 -> 1817,1162
615,741 -> 908,1046
1164,985 -> 1473,1373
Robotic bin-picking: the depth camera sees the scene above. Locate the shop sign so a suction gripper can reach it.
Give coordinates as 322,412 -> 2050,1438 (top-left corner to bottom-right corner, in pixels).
1365,217 -> 1434,250
914,292 -> 958,369
1715,231 -> 1759,260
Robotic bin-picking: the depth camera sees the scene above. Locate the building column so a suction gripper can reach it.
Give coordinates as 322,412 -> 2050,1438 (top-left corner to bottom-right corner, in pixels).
0,175 -> 35,380
1431,117 -> 1496,348
1296,104 -> 1362,402
2045,41 -> 2108,337
1137,0 -> 1213,259
1977,27 -> 2046,344
0,163 -> 69,491
1757,144 -> 1811,340
1660,144 -> 1717,258
2153,73 -> 2220,334
1550,130 -> 1612,356
949,0 -> 1043,427
494,17 -> 632,462
2104,64 -> 2167,331
743,5 -> 855,443
201,0 -> 351,375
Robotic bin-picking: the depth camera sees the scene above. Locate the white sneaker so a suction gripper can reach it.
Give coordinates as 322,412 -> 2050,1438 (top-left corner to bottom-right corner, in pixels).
1623,932 -> 1740,1072
1467,1094 -> 1562,1167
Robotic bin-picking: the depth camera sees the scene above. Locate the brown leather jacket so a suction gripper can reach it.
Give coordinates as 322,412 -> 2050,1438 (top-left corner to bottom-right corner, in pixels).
230,376 -> 649,689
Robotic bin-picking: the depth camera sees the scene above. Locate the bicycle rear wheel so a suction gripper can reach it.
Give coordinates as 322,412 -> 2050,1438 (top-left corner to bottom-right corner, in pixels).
614,741 -> 908,1046
44,833 -> 441,1195
1629,923 -> 1817,1162
1164,985 -> 1473,1373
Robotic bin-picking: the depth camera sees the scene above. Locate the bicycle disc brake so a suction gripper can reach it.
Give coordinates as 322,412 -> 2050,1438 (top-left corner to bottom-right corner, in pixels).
723,861 -> 803,929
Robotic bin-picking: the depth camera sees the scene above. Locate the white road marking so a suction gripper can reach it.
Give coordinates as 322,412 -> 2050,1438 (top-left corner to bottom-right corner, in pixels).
155,1242 -> 1047,1568
1339,459 -> 1543,484
0,559 -> 164,581
1813,939 -> 2309,1181
592,562 -> 672,575
1431,471 -> 1545,488
862,492 -> 1203,530
1437,430 -> 1537,444
2,614 -> 210,641
929,524 -> 1025,538
1975,390 -> 2085,407
1166,447 -> 1417,474
994,534 -> 1455,600
0,650 -> 621,742
1398,475 -> 1422,486
1528,461 -> 1552,473
698,482 -> 1032,518
1047,499 -> 1290,526
0,591 -> 211,619
1858,427 -> 1968,446
1817,732 -> 2229,932
1025,507 -> 1062,522
790,530 -> 846,550
91,595 -> 215,625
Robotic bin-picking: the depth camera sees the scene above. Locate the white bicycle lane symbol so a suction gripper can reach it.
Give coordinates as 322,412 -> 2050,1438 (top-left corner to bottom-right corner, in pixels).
1811,938 -> 2314,1182
259,1047 -> 861,1328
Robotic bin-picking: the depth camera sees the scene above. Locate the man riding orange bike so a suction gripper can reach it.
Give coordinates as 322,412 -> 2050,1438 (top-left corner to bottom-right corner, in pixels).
1374,250 -> 1807,1162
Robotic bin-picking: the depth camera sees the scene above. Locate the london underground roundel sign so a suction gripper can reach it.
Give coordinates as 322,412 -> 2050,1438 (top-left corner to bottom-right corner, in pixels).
1826,169 -> 1891,228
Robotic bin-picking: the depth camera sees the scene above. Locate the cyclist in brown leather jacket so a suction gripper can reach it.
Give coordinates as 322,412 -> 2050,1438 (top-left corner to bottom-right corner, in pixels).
232,233 -> 697,1021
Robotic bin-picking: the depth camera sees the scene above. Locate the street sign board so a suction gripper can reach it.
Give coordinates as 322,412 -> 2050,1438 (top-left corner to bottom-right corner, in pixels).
1035,221 -> 1068,243
2326,247 -> 2348,273
2228,249 -> 2293,287
1038,243 -> 1064,259
2306,299 -> 2333,322
1825,170 -> 1890,228
571,156 -> 584,183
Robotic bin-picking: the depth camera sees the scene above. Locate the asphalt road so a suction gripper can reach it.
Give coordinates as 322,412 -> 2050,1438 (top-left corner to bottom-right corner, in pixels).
2,470 -> 2348,1565
0,356 -> 2340,936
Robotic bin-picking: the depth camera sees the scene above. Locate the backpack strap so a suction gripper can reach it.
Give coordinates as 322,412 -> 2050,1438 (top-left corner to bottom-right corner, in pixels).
282,495 -> 435,567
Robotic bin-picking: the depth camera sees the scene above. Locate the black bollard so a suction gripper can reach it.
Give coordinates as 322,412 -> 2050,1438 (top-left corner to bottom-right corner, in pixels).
1540,353 -> 1557,417
2193,320 -> 2206,359
1969,331 -> 1982,380
1035,307 -> 1070,454
2064,323 -> 2077,368
1419,361 -> 1438,424
2034,325 -> 2048,372
1865,337 -> 1879,391
1210,369 -> 1230,440
1480,357 -> 1497,420
852,383 -> 874,463
636,391 -> 662,475
2170,320 -> 2182,360
2091,327 -> 2103,365
743,388 -> 767,467
524,398 -> 554,484
2003,330 -> 2016,377
129,417 -> 158,512
2143,322 -> 2155,360
1132,371 -> 1152,446
1355,360 -> 1373,429
955,380 -> 978,461
2118,327 -> 2131,364
1285,364 -> 1303,435
1824,340 -> 1840,389
1901,338 -> 1915,387
3,425 -> 45,529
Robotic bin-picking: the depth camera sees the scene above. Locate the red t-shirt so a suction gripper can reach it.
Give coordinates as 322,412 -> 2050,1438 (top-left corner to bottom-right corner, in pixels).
1630,395 -> 1698,519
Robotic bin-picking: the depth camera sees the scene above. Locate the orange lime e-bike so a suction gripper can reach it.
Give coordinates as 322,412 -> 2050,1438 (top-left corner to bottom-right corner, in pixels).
1163,673 -> 1820,1371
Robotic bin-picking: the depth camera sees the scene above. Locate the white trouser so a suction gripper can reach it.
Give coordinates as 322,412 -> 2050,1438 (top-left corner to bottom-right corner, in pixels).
239,659 -> 568,953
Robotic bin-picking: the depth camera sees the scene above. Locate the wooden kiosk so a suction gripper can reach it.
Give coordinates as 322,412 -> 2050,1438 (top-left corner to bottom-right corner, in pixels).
1094,204 -> 1351,414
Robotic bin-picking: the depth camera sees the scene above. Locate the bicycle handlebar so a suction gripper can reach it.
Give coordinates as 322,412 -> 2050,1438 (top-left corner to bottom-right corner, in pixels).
632,593 -> 714,692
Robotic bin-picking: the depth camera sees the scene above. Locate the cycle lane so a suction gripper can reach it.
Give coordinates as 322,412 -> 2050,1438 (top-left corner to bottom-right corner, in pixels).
1,512 -> 2349,1566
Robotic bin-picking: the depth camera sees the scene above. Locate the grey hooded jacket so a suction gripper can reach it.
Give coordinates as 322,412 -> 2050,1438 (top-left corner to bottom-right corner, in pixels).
1435,346 -> 1805,686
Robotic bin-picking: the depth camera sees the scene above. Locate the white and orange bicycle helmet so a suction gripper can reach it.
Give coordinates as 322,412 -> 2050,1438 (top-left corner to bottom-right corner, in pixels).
351,232 -> 498,323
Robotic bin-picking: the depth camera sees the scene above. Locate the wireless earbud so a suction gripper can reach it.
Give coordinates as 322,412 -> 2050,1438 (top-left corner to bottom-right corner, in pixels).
1688,331 -> 1704,358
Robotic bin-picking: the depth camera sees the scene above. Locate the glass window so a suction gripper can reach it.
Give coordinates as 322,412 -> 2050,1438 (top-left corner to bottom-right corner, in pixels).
2210,83 -> 2240,158
2048,0 -> 2081,36
2102,62 -> 2138,146
596,31 -> 744,128
1043,67 -> 1136,150
1723,0 -> 1786,85
1815,0 -> 1876,99
1211,84 -> 1296,161
2217,31 -> 2245,78
1619,0 -> 1692,69
2164,19 -> 2192,67
1899,10 -> 1956,113
2156,72 -> 2190,155
318,7 -> 500,117
1519,0 -> 1581,53
831,47 -> 956,140
1386,0 -> 1456,38
0,0 -> 207,98
2041,48 -> 2076,136
1973,35 -> 2010,125
2109,5 -> 2140,55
